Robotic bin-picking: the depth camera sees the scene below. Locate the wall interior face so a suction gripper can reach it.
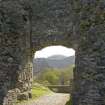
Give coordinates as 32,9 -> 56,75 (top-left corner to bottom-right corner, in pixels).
71,0 -> 105,105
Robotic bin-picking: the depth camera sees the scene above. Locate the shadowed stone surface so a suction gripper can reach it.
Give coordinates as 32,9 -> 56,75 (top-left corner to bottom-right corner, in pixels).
71,0 -> 105,105
0,0 -> 105,105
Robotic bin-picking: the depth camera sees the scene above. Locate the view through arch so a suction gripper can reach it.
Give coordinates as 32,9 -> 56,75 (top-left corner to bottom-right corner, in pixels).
32,45 -> 75,104
33,46 -> 75,92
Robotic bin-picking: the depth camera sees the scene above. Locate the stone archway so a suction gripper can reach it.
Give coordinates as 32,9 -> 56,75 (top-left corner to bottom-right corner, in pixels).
0,0 -> 105,105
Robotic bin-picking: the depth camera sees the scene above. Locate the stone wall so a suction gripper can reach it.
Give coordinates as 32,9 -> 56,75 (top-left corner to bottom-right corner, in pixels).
47,85 -> 72,93
0,31 -> 33,105
0,1 -> 33,104
0,0 -> 105,105
71,0 -> 105,105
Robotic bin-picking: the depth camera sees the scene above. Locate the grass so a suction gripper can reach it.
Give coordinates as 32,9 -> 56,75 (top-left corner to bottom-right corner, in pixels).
31,84 -> 52,99
16,83 -> 52,104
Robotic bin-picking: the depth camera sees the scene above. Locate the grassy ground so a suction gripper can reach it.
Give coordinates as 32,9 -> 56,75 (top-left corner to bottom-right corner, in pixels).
16,83 -> 52,104
31,84 -> 52,99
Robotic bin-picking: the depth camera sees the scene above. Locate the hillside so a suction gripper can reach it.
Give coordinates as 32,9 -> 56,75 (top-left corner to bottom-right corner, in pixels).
33,55 -> 75,75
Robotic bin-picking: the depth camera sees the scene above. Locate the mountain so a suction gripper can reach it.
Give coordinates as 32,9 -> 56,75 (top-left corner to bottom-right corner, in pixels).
33,55 -> 75,75
33,58 -> 50,75
47,55 -> 75,68
47,55 -> 67,60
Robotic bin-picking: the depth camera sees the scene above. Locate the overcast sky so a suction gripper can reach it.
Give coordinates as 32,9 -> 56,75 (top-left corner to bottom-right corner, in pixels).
34,46 -> 75,58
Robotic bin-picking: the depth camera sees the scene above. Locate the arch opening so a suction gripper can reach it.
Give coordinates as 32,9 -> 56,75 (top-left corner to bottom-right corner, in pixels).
32,45 -> 75,98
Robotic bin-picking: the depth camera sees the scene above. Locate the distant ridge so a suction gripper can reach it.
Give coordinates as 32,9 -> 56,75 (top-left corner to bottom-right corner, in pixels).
47,55 -> 68,60
33,55 -> 75,75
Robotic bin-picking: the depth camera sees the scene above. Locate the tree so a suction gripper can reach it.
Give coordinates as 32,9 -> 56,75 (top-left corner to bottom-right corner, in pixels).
35,65 -> 74,85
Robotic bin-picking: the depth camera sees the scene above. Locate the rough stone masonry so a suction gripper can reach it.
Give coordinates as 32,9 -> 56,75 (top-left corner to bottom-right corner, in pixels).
0,0 -> 105,105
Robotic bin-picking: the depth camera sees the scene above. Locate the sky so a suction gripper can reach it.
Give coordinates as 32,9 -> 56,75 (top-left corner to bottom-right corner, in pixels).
34,45 -> 75,58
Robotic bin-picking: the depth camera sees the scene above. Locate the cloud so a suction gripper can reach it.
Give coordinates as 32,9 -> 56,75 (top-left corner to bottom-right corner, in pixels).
34,45 -> 75,58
